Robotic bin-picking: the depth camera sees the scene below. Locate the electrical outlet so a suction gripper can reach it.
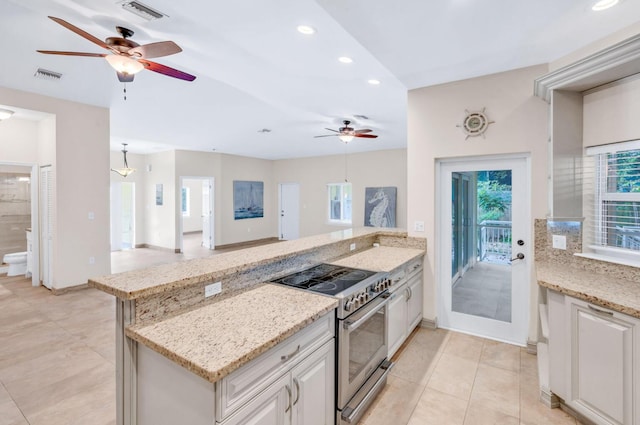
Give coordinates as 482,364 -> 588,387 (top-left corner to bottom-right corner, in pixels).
89,256 -> 95,265
88,212 -> 95,220
350,243 -> 356,251
552,235 -> 567,250
414,221 -> 425,232
205,282 -> 222,298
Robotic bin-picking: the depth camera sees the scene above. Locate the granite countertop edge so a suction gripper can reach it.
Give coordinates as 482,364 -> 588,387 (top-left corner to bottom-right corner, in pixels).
125,285 -> 338,383
536,261 -> 640,319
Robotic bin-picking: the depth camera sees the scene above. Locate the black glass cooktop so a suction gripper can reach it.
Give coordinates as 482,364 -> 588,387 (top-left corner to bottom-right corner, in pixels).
271,264 -> 377,296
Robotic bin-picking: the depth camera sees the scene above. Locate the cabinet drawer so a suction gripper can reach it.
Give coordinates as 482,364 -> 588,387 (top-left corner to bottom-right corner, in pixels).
405,257 -> 423,280
388,268 -> 406,292
216,312 -> 335,421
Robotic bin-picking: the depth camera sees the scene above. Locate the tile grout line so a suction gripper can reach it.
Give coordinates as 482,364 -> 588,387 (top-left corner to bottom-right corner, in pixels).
461,339 -> 484,425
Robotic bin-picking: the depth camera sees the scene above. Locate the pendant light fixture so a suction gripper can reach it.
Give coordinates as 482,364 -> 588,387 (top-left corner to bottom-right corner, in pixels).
111,143 -> 136,177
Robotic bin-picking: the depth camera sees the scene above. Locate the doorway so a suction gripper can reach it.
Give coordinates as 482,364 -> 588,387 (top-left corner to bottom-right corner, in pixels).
110,181 -> 135,251
279,183 -> 300,240
437,156 -> 530,345
179,177 -> 214,254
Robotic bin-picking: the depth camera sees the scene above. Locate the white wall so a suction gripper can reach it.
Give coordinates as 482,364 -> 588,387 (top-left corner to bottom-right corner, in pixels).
583,77 -> 640,147
0,86 -> 110,289
0,118 -> 39,162
407,65 -> 549,342
144,150 -> 176,250
273,149 -> 407,238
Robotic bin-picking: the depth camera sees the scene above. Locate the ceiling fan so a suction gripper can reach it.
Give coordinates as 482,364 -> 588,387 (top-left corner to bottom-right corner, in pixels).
37,16 -> 196,83
314,120 -> 378,143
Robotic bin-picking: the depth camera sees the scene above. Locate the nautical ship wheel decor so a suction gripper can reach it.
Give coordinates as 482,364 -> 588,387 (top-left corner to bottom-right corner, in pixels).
457,108 -> 494,140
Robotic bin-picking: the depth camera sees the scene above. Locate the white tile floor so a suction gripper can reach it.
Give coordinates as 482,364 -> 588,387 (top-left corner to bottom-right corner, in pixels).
0,242 -> 582,425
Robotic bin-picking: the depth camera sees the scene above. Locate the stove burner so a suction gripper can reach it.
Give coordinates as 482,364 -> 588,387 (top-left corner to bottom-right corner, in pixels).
332,270 -> 368,281
308,282 -> 338,292
282,274 -> 313,286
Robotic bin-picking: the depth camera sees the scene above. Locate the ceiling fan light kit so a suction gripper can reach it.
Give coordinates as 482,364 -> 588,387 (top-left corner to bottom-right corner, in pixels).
105,54 -> 144,75
111,143 -> 136,177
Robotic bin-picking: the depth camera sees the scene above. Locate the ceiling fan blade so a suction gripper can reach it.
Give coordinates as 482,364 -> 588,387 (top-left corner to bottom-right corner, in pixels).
324,128 -> 340,133
314,134 -> 339,138
48,16 -> 114,52
37,50 -> 106,57
129,41 -> 182,59
355,129 -> 372,134
355,134 -> 378,138
139,59 -> 196,81
117,72 -> 135,83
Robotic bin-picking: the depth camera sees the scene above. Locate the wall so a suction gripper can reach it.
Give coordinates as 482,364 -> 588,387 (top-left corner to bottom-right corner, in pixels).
110,150 -> 147,247
144,150 -> 176,250
0,86 -> 110,289
182,178 -> 204,233
583,77 -> 640,148
273,149 -> 407,238
0,118 -> 39,161
407,65 -> 549,343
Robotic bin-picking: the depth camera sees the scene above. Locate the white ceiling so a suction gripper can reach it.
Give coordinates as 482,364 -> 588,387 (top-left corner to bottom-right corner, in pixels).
1,0 -> 639,159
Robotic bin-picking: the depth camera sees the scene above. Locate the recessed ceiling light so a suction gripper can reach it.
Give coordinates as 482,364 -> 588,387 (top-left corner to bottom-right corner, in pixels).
368,79 -> 381,85
297,25 -> 316,35
592,0 -> 619,10
338,56 -> 353,64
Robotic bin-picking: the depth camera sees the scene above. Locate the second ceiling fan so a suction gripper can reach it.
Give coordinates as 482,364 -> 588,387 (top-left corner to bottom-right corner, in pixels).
315,120 -> 378,143
37,16 -> 196,83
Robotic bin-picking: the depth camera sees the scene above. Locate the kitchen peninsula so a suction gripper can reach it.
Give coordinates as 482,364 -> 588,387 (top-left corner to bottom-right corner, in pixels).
89,228 -> 426,425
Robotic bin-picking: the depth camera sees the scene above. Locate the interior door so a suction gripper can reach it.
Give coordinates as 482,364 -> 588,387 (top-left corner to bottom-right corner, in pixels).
40,166 -> 53,289
202,179 -> 214,249
279,183 -> 300,240
438,156 -> 530,345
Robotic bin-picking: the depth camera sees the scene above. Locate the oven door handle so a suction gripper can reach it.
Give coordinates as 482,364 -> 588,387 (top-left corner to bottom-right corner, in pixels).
344,294 -> 388,331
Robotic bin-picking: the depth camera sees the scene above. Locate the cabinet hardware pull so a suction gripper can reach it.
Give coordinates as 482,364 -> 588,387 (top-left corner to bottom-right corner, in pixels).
408,286 -> 413,300
588,304 -> 614,316
285,384 -> 292,413
281,345 -> 301,362
412,264 -> 420,271
293,378 -> 300,406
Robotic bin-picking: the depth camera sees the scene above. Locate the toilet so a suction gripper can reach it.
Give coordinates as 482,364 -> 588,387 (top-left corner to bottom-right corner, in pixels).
2,252 -> 28,276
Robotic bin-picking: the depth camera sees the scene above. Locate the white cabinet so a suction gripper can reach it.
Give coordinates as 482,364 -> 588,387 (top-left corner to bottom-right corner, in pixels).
387,258 -> 424,358
223,339 -> 335,425
548,291 -> 640,425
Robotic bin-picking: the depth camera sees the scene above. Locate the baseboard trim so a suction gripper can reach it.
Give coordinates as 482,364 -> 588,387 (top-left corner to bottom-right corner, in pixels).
539,387 -> 560,409
420,317 -> 437,329
559,402 -> 597,425
215,237 -> 280,250
526,339 -> 538,355
135,244 -> 179,253
51,283 -> 89,295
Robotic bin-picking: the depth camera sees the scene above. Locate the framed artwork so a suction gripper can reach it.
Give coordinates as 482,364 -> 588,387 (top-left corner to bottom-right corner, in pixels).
234,181 -> 264,220
364,187 -> 397,227
155,184 -> 163,206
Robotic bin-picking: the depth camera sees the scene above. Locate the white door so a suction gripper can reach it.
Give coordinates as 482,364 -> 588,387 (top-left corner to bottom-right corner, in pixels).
110,182 -> 135,251
279,183 -> 300,240
40,166 -> 53,289
202,179 -> 214,249
437,156 -> 531,345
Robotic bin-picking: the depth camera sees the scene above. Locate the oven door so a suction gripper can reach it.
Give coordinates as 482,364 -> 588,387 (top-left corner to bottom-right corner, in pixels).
338,293 -> 389,409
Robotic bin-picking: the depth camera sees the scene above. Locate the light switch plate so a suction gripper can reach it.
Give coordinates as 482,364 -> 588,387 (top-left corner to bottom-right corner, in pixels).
205,281 -> 222,298
350,243 -> 356,251
414,221 -> 425,232
552,235 -> 567,250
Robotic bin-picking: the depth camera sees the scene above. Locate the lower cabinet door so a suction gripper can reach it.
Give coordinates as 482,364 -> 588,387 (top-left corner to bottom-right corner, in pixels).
387,287 -> 408,358
570,301 -> 634,425
222,374 -> 291,425
291,340 -> 335,425
407,275 -> 423,331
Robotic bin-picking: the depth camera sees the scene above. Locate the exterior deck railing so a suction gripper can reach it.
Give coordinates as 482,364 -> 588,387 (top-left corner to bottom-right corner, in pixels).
478,220 -> 512,262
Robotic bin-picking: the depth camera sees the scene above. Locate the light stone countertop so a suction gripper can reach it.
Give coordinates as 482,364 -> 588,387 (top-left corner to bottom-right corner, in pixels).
125,284 -> 337,383
90,227 -> 408,300
330,246 -> 425,272
536,261 -> 640,318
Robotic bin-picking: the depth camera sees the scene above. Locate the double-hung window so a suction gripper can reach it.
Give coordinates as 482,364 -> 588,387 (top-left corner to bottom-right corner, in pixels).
328,183 -> 352,224
585,140 -> 640,262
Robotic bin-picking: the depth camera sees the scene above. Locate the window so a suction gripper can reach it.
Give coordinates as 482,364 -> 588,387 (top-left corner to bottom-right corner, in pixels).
181,187 -> 190,217
328,183 -> 352,224
585,141 -> 640,261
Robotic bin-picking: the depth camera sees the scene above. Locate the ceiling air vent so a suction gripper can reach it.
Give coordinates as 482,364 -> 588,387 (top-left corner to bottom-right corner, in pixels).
119,1 -> 167,21
34,68 -> 62,81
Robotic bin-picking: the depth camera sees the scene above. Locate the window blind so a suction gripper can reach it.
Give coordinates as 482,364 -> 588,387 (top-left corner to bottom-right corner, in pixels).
584,140 -> 640,254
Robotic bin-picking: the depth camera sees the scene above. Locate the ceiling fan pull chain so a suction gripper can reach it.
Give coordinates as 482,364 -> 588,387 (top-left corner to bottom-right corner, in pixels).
123,83 -> 127,101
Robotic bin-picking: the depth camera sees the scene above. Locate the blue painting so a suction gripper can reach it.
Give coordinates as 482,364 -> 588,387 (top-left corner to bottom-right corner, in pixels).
364,187 -> 397,227
234,181 -> 264,220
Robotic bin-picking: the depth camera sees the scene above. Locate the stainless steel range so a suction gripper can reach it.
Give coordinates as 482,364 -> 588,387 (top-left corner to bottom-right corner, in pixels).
271,263 -> 394,425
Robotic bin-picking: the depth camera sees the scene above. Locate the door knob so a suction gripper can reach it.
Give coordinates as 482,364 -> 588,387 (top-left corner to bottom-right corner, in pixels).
511,253 -> 525,261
